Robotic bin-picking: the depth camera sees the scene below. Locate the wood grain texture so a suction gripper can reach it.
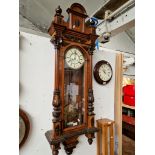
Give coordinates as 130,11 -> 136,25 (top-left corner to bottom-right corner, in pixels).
114,53 -> 123,155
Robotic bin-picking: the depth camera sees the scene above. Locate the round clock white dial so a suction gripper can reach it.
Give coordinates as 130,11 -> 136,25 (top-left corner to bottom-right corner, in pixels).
65,48 -> 84,69
98,64 -> 112,81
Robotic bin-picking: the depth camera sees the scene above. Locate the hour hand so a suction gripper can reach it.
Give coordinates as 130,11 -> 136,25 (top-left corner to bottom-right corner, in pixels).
103,69 -> 106,74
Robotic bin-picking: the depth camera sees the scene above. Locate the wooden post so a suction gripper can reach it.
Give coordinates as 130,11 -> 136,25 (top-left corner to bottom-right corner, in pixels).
114,53 -> 123,155
110,123 -> 114,155
96,119 -> 115,155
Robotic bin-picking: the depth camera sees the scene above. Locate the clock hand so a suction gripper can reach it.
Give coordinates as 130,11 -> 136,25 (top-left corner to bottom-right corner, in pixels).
76,55 -> 79,61
71,54 -> 75,60
103,69 -> 106,74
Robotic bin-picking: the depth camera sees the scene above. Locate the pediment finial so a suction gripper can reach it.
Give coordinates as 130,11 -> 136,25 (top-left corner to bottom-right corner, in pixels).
55,5 -> 62,16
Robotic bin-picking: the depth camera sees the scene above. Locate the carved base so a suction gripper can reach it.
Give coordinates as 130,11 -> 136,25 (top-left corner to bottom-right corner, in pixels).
63,137 -> 79,155
88,138 -> 93,145
51,143 -> 61,155
85,132 -> 95,145
45,127 -> 98,155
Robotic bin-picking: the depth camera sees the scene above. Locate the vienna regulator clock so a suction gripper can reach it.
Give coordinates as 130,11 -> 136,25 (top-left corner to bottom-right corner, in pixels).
45,3 -> 99,155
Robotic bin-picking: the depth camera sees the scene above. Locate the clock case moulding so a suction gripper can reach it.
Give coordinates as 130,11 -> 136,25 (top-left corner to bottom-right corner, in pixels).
45,3 -> 99,155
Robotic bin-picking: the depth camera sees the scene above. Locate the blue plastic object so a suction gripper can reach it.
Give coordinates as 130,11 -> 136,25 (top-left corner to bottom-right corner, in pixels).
95,39 -> 99,50
89,17 -> 98,27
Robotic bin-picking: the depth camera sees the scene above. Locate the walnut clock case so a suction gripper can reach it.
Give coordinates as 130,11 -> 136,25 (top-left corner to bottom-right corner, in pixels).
45,3 -> 99,155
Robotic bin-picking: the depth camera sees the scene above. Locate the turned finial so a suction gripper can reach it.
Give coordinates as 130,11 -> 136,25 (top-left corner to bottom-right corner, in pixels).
55,5 -> 62,16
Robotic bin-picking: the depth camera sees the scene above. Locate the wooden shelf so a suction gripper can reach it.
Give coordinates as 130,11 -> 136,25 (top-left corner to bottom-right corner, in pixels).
122,104 -> 135,110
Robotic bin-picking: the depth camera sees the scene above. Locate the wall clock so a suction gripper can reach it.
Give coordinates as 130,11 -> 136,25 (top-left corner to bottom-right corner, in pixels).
94,60 -> 113,85
19,109 -> 30,148
45,3 -> 99,155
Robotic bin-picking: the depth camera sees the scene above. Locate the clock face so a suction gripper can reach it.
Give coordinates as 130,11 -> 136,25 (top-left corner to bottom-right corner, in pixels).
94,60 -> 113,85
65,48 -> 84,69
98,64 -> 112,81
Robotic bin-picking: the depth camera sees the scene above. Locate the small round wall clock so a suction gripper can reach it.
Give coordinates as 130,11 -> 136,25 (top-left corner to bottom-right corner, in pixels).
93,60 -> 113,85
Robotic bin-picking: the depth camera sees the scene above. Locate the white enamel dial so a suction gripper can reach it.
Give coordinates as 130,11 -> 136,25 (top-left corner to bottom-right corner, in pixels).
98,64 -> 112,81
65,48 -> 84,69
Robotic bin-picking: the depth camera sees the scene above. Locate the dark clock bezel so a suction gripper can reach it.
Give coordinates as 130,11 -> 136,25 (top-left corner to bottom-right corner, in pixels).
93,60 -> 113,85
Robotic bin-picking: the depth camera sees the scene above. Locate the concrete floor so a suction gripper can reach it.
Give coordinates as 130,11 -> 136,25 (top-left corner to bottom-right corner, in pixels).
122,135 -> 135,155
